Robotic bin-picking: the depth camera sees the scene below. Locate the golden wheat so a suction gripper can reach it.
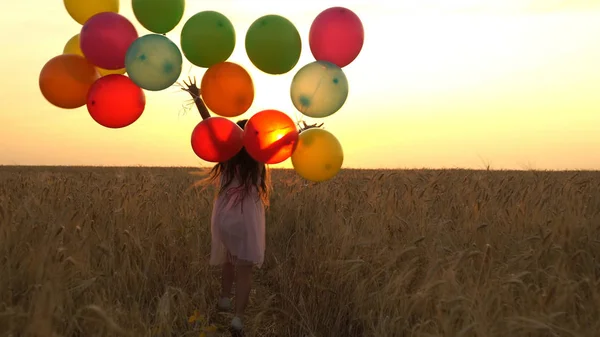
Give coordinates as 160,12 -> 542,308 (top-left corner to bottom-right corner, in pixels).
0,166 -> 599,337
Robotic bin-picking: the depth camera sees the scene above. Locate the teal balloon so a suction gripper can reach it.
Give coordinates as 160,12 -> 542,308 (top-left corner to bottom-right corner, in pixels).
125,34 -> 183,91
290,61 -> 348,118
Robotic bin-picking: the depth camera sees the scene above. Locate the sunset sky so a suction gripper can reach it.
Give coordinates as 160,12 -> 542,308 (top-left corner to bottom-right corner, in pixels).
1,0 -> 599,169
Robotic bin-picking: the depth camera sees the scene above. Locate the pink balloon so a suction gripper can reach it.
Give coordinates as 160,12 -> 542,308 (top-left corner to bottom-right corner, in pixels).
80,12 -> 138,70
309,7 -> 364,68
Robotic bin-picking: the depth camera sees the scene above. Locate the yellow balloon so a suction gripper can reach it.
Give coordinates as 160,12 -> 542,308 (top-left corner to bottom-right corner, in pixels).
63,0 -> 119,25
63,34 -> 126,76
63,34 -> 83,56
291,128 -> 344,182
97,67 -> 126,76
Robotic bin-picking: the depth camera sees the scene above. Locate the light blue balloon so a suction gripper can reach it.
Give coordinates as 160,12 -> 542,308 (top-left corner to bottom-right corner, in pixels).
290,61 -> 349,118
125,34 -> 183,91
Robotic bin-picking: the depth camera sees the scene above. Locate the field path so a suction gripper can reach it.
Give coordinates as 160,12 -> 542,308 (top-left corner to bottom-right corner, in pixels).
201,268 -> 281,336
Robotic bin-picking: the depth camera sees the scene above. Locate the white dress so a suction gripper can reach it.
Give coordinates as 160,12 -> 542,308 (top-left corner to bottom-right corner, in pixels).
209,173 -> 266,268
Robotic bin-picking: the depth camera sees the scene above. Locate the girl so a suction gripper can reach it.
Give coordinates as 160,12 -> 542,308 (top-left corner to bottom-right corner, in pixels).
207,118 -> 270,336
182,77 -> 306,336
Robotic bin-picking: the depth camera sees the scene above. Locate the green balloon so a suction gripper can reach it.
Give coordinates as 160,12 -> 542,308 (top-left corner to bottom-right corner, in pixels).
245,15 -> 302,75
180,11 -> 235,68
132,0 -> 185,34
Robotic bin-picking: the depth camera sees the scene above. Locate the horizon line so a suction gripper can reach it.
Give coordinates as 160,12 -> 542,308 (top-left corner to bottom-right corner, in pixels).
1,165 -> 599,173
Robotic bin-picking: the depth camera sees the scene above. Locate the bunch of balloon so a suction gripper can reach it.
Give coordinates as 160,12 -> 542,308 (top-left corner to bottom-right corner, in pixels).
187,12 -> 303,165
38,2 -> 364,174
190,61 -> 255,163
235,14 -> 303,165
39,0 -> 186,129
289,7 -> 364,182
180,10 -> 254,163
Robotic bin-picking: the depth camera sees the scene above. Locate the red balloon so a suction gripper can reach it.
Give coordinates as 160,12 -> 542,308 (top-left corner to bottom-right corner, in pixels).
87,74 -> 146,128
243,110 -> 299,164
80,12 -> 139,70
191,117 -> 244,163
309,7 -> 364,68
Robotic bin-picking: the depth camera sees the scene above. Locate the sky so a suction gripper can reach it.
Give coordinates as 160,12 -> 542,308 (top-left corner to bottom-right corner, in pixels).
1,0 -> 599,170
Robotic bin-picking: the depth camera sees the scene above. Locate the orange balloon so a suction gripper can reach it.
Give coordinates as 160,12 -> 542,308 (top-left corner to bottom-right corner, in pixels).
243,109 -> 299,164
39,54 -> 100,109
201,62 -> 254,117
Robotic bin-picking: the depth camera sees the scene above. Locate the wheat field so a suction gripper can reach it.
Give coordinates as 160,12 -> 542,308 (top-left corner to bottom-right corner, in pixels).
0,166 -> 599,337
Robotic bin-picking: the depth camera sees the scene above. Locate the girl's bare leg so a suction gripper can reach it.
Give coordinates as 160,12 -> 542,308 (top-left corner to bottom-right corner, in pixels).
234,264 -> 253,318
221,261 -> 235,299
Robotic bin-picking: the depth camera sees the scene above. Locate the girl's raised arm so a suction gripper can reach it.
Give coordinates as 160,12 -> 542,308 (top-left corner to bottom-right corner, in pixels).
246,121 -> 327,162
257,129 -> 299,162
182,77 -> 211,120
182,77 -> 226,158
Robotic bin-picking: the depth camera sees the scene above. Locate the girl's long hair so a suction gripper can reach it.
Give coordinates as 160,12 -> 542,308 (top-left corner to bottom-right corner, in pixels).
206,119 -> 271,206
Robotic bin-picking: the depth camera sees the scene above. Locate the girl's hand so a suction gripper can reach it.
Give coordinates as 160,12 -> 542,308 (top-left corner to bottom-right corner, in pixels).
180,76 -> 211,120
181,76 -> 201,99
298,121 -> 324,133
